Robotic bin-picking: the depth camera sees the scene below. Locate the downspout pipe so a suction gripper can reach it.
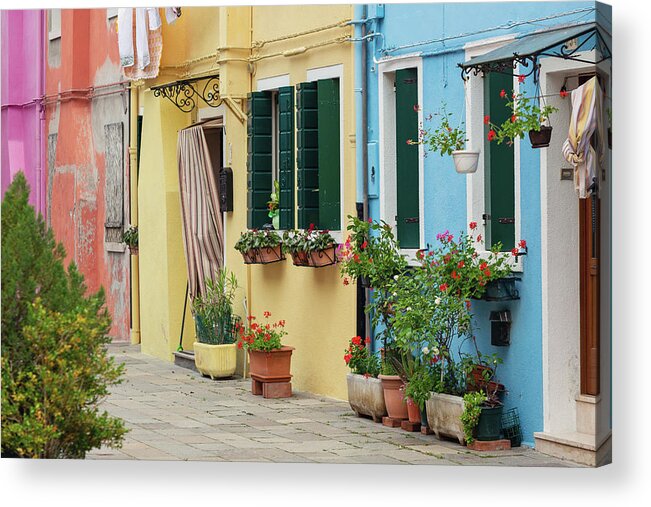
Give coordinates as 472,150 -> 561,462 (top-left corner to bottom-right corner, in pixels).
352,5 -> 368,340
129,86 -> 141,345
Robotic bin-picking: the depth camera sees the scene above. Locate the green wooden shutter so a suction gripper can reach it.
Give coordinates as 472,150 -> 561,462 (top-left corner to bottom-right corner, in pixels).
278,86 -> 295,230
317,78 -> 341,231
296,82 -> 319,229
395,68 -> 420,249
484,72 -> 515,251
247,91 -> 273,229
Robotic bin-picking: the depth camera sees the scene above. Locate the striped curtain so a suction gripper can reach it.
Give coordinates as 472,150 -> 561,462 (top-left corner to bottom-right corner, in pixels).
177,125 -> 224,300
562,76 -> 606,199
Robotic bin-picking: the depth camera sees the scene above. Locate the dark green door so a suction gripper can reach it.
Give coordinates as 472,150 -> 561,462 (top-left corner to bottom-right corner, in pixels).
395,68 -> 420,249
484,72 -> 515,251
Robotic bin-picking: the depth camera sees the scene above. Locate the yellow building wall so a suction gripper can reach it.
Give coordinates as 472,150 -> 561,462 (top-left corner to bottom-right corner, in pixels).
229,4 -> 356,401
136,5 -> 358,401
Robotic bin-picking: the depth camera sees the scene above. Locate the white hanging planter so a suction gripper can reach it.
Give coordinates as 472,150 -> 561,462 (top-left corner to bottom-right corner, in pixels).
452,150 -> 480,174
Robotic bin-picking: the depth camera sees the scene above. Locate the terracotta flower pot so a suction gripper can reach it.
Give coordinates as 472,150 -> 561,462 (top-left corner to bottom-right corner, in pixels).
378,374 -> 408,420
248,346 -> 294,381
406,396 -> 422,424
241,245 -> 284,264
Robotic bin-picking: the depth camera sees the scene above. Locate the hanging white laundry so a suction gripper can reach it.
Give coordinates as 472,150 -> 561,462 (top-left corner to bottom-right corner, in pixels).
165,7 -> 181,25
135,8 -> 150,70
117,8 -> 134,67
147,7 -> 162,30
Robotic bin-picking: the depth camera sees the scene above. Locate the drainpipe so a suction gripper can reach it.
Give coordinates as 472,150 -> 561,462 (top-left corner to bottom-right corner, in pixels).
37,10 -> 46,218
352,5 -> 369,341
129,85 -> 141,345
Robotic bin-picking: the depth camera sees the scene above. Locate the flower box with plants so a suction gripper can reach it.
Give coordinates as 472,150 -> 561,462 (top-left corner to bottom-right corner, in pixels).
234,229 -> 284,264
283,225 -> 337,268
344,335 -> 386,423
192,269 -> 241,379
486,85 -> 558,149
237,311 -> 294,390
122,225 -> 138,255
386,222 -> 515,444
409,104 -> 479,174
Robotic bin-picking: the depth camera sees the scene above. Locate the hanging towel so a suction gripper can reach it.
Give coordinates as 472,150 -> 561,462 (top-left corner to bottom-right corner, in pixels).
135,8 -> 150,70
147,7 -> 162,30
165,7 -> 181,25
562,76 -> 606,199
117,8 -> 134,67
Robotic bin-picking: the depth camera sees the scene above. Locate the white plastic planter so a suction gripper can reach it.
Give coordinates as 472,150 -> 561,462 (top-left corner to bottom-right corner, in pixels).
452,150 -> 480,174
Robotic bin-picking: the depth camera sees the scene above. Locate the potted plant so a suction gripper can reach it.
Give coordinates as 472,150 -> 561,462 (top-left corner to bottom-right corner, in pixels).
283,225 -> 337,267
409,104 -> 479,174
267,180 -> 280,230
237,311 -> 294,390
461,387 -> 505,445
403,363 -> 435,428
234,229 -> 284,264
338,215 -> 407,291
344,336 -> 385,422
192,269 -> 241,379
487,88 -> 558,149
387,222 -> 516,445
122,225 -> 138,255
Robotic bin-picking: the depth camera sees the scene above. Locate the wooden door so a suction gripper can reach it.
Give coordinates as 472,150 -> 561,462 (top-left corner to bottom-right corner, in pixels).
579,195 -> 600,395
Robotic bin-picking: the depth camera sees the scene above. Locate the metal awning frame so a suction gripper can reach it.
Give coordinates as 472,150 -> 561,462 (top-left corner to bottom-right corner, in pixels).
151,74 -> 222,113
459,24 -> 611,84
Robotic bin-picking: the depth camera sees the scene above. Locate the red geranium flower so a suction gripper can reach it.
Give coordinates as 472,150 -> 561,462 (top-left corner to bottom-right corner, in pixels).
518,74 -> 526,83
483,268 -> 491,277
343,277 -> 350,286
511,115 -> 517,123
511,248 -> 519,257
560,89 -> 569,98
352,336 -> 362,346
361,240 -> 368,250
457,260 -> 465,269
365,336 -> 371,345
500,89 -> 507,98
483,115 -> 490,125
479,262 -> 488,271
263,311 -> 271,318
518,239 -> 527,249
469,221 -> 477,230
477,234 -> 482,242
439,283 -> 449,292
487,130 -> 496,141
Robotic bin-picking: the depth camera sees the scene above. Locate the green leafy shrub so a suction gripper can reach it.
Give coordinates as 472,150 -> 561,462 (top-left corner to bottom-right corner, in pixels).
461,391 -> 487,445
1,172 -> 127,458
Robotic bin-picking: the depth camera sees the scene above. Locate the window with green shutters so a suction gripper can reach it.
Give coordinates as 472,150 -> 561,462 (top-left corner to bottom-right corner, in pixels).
296,78 -> 341,230
394,68 -> 420,249
484,72 -> 515,252
247,88 -> 295,230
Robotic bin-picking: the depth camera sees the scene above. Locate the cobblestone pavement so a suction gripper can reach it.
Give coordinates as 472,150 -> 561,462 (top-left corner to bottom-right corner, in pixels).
88,344 -> 581,466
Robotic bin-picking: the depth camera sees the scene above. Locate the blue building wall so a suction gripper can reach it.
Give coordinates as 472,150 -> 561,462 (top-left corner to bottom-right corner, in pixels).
363,2 -> 601,446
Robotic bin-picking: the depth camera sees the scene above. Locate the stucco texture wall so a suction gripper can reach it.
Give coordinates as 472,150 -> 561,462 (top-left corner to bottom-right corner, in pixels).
45,9 -> 131,341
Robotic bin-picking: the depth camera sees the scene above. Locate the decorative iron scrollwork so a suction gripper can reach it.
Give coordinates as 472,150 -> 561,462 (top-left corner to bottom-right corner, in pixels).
151,74 -> 222,113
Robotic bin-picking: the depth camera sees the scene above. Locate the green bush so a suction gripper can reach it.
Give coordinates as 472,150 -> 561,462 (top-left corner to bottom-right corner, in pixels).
1,172 -> 127,458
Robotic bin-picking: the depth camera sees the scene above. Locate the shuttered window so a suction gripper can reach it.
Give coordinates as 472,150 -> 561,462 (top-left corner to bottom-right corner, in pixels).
247,91 -> 273,229
247,88 -> 295,230
296,78 -> 341,230
277,86 -> 295,230
484,72 -> 515,251
394,68 -> 420,249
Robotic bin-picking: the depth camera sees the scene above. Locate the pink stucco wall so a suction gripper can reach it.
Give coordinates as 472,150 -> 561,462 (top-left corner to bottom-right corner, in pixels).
1,9 -> 46,216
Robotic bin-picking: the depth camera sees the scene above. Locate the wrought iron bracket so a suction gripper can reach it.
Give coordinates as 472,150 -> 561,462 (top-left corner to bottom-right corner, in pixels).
151,74 -> 222,113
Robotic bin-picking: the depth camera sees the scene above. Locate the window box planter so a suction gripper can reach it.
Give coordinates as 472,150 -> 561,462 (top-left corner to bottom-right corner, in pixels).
241,245 -> 285,265
290,251 -> 311,266
425,392 -> 466,445
378,374 -> 408,420
473,275 -> 520,301
307,244 -> 337,267
346,373 -> 387,423
528,125 -> 553,148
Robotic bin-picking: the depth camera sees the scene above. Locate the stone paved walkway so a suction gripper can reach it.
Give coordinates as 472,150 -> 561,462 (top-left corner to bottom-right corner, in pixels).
88,344 -> 581,466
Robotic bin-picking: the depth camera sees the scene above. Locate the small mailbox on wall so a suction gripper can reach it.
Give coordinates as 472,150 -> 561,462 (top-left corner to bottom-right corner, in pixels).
219,166 -> 233,212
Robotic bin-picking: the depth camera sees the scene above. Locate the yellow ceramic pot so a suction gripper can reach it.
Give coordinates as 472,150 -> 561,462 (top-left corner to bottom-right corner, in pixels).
193,342 -> 237,379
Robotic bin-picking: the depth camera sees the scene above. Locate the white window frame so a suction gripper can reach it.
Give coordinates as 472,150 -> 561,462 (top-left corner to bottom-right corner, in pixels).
107,8 -> 118,20
464,36 -> 523,272
377,54 -> 424,263
305,64 -> 345,239
48,9 -> 61,41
